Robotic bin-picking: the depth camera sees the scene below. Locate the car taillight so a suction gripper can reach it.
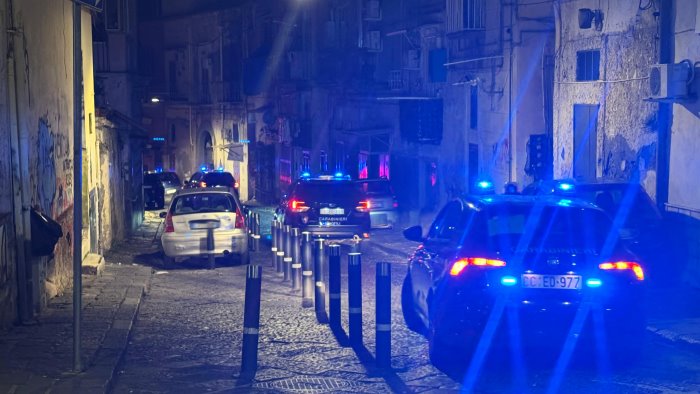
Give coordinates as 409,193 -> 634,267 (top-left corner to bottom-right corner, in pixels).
599,261 -> 644,281
199,181 -> 207,187
164,212 -> 174,233
289,199 -> 309,213
449,257 -> 507,276
235,208 -> 245,229
393,200 -> 399,208
234,181 -> 239,189
356,200 -> 371,212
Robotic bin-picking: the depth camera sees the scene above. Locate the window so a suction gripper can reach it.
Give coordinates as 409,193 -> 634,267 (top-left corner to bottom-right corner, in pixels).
576,50 -> 600,81
427,201 -> 464,241
105,0 -> 122,31
447,0 -> 485,32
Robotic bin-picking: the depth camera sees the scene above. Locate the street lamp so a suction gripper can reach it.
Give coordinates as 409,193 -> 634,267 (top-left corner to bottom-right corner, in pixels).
150,97 -> 161,103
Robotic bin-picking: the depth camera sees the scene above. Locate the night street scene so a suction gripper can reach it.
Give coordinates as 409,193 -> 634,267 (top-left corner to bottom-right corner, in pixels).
2,0 -> 700,393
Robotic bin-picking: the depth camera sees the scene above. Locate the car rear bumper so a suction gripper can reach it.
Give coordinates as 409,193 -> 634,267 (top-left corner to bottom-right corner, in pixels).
370,210 -> 398,228
161,231 -> 247,258
301,224 -> 367,239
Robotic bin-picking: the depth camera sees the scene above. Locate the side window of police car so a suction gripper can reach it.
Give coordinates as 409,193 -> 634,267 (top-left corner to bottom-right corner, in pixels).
427,201 -> 463,243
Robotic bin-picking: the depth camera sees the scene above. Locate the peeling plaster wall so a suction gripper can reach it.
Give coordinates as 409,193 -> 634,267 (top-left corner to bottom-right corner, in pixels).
3,1 -> 96,312
553,0 -> 658,198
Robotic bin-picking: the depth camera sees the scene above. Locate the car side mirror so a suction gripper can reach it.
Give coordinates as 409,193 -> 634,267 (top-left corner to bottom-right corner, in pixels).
403,225 -> 424,243
159,212 -> 167,219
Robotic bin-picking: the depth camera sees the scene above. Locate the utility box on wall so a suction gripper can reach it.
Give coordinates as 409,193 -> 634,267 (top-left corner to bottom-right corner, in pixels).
648,63 -> 690,100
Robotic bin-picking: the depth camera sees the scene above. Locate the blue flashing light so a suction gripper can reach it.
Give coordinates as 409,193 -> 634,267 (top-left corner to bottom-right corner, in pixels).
334,172 -> 344,178
200,165 -> 208,172
556,181 -> 576,193
586,278 -> 603,288
155,167 -> 163,173
557,198 -> 573,207
301,171 -> 311,178
477,181 -> 493,189
217,166 -> 224,171
501,276 -> 518,286
152,137 -> 165,142
240,139 -> 251,144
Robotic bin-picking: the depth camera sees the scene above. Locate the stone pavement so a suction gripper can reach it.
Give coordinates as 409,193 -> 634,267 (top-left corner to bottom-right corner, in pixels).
0,217 -> 158,394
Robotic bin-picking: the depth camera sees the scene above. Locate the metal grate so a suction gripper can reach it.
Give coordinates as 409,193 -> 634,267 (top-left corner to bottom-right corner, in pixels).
254,376 -> 360,393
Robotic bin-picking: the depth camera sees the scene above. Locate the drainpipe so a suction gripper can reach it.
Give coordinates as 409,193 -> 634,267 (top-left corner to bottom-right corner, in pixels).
6,0 -> 31,324
508,1 -> 514,182
656,0 -> 673,208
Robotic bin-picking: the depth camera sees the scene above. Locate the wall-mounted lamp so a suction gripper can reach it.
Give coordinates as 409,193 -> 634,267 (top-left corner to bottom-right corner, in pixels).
578,8 -> 604,31
150,97 -> 160,103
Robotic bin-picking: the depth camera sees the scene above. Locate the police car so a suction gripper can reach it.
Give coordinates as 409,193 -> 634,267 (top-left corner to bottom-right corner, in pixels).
401,181 -> 646,369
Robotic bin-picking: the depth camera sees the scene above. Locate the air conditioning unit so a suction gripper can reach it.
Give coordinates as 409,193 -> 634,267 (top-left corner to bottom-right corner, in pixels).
649,63 -> 690,100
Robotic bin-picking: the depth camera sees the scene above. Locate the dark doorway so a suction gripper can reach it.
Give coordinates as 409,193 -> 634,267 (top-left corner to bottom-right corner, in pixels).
573,104 -> 599,181
202,132 -> 213,168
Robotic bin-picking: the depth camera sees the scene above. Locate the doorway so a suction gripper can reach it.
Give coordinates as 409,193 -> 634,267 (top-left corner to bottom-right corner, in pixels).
573,104 -> 599,181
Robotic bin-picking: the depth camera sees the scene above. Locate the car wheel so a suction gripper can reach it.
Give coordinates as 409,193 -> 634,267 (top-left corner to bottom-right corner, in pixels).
401,274 -> 426,334
163,254 -> 174,269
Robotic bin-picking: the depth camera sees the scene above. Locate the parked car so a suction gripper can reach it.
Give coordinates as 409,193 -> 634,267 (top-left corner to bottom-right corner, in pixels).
185,171 -> 205,188
356,178 -> 398,228
402,194 -> 646,370
143,172 -> 165,210
202,170 -> 239,190
160,187 -> 249,267
522,179 -> 672,283
277,174 -> 371,238
156,171 -> 182,204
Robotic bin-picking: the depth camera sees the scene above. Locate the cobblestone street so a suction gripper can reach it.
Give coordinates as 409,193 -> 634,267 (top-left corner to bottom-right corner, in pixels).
110,213 -> 700,393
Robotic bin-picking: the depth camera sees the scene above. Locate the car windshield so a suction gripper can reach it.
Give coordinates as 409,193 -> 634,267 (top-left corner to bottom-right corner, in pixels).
202,172 -> 235,186
158,172 -> 180,185
171,193 -> 236,215
466,204 -> 612,254
358,180 -> 392,195
294,182 -> 364,202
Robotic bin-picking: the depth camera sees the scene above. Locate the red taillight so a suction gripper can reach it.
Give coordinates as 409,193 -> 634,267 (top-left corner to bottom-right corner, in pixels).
234,181 -> 239,189
289,199 -> 309,213
393,201 -> 399,208
449,257 -> 507,276
235,208 -> 245,229
164,212 -> 174,233
356,200 -> 371,212
199,181 -> 207,188
599,261 -> 644,281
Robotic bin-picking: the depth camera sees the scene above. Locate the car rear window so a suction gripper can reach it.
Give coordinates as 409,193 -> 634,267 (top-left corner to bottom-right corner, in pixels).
294,182 -> 364,201
202,172 -> 235,186
465,205 -> 612,254
158,172 -> 181,184
171,193 -> 237,215
358,180 -> 393,196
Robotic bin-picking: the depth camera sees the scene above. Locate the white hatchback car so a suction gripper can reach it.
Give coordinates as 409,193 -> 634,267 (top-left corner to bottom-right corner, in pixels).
160,187 -> 249,267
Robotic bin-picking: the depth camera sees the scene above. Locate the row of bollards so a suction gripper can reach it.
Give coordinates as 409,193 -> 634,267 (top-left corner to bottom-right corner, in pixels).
241,217 -> 393,379
245,211 -> 261,252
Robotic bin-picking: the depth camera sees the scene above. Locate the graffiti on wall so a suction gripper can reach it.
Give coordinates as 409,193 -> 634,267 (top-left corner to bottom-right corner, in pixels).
34,117 -> 73,218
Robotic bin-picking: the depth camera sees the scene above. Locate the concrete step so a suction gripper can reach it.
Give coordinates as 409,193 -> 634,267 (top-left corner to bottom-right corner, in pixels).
82,253 -> 104,276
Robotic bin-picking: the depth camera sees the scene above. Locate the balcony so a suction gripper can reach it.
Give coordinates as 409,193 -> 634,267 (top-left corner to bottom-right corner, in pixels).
211,80 -> 242,103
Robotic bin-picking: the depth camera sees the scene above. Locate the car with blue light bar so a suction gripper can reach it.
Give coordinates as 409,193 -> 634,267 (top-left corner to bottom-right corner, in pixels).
401,194 -> 646,370
277,172 -> 371,238
523,179 -> 672,284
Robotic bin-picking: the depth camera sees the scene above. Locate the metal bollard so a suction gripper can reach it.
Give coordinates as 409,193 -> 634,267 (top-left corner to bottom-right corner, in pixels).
283,225 -> 292,281
271,220 -> 278,254
314,239 -> 326,323
348,250 -> 363,346
328,244 -> 341,328
240,264 -> 262,377
253,213 -> 261,251
301,232 -> 314,308
376,262 -> 391,369
291,228 -> 301,290
207,227 -> 216,270
276,222 -> 284,272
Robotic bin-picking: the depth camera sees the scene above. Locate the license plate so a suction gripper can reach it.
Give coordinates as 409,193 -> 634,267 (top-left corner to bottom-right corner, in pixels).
521,274 -> 582,290
320,207 -> 345,215
319,221 -> 341,227
189,220 -> 221,230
